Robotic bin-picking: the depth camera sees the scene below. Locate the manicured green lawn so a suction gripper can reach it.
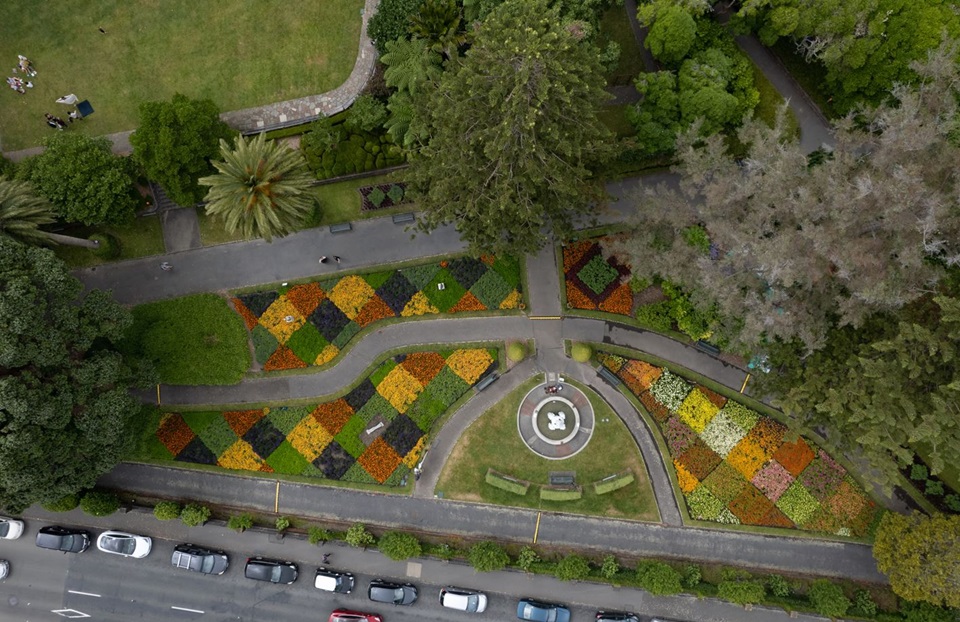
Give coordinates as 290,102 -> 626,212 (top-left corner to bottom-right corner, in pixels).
0,0 -> 364,150
120,293 -> 251,386
599,4 -> 646,86
53,215 -> 165,268
436,377 -> 660,521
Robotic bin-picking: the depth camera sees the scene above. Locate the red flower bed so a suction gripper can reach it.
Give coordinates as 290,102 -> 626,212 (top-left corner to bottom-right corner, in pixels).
566,282 -> 596,310
678,439 -> 723,480
639,390 -> 670,422
696,385 -> 727,409
311,399 -> 354,434
728,486 -> 776,525
448,291 -> 487,313
598,282 -> 633,316
358,437 -> 402,483
231,298 -> 259,331
286,282 -> 325,317
264,345 -> 308,371
563,240 -> 595,272
760,504 -> 796,529
401,352 -> 447,385
156,413 -> 194,455
773,437 -> 815,477
223,409 -> 265,436
354,295 -> 395,328
747,418 -> 787,455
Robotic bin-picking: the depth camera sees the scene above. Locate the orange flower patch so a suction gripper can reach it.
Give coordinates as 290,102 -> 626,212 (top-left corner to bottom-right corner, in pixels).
674,459 -> 699,494
446,348 -> 495,385
773,437 -> 816,477
259,297 -> 305,342
358,437 -> 402,483
328,275 -> 375,320
696,385 -> 728,409
563,240 -> 595,272
285,282 -> 325,317
377,365 -> 424,413
621,360 -> 662,394
156,413 -> 194,455
231,298 -> 259,331
223,409 -> 265,436
218,439 -> 265,471
598,282 -> 633,316
354,295 -> 395,328
259,463 -> 275,473
760,504 -> 795,529
311,399 -> 354,434
747,418 -> 787,456
479,253 -> 496,266
401,352 -> 447,385
565,282 -> 596,310
726,436 -> 769,480
448,291 -> 487,313
264,345 -> 308,371
287,416 -> 334,462
639,390 -> 670,422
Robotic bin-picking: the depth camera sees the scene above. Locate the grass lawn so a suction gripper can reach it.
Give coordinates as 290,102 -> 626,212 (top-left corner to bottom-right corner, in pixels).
0,0 -> 364,151
119,293 -> 251,386
52,215 -> 165,268
751,63 -> 801,139
435,377 -> 660,521
599,4 -> 646,86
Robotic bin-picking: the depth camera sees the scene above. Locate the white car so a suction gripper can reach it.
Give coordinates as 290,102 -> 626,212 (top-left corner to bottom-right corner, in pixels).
440,587 -> 488,613
0,518 -> 24,540
96,531 -> 152,558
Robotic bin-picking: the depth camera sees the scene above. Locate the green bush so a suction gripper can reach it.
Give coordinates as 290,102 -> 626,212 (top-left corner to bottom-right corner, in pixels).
275,516 -> 291,532
767,574 -> 791,597
717,579 -> 766,605
807,580 -> 851,618
601,555 -> 620,579
635,301 -> 673,331
635,561 -> 682,595
910,463 -> 929,480
853,589 -> 878,617
368,187 -> 386,207
629,275 -> 651,293
387,184 -> 405,204
925,479 -> 944,496
507,342 -> 526,362
309,526 -> 334,545
468,541 -> 509,572
540,486 -> 583,501
89,233 -> 121,259
180,504 -> 211,527
485,470 -> 529,495
555,554 -> 591,581
571,342 -> 592,362
594,472 -> 635,495
681,564 -> 702,588
346,523 -> 376,548
945,493 -> 960,512
80,491 -> 120,517
517,546 -> 541,571
431,542 -> 456,560
228,513 -> 254,532
682,225 -> 710,253
378,531 -> 422,560
153,501 -> 182,521
42,493 -> 80,512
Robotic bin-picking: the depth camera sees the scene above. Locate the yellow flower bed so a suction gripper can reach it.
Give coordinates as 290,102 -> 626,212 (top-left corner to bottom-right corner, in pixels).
218,439 -> 265,471
675,459 -> 699,494
401,291 -> 439,317
328,275 -> 375,320
446,348 -> 495,384
727,436 -> 768,479
314,343 -> 340,366
499,289 -> 522,309
259,297 -> 305,342
377,366 -> 424,413
677,389 -> 720,433
403,436 -> 427,469
287,415 -> 333,462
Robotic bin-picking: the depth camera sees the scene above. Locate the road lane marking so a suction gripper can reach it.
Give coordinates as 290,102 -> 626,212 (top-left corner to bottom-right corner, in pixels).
67,590 -> 101,598
533,511 -> 542,543
740,373 -> 751,393
529,316 -> 561,320
171,606 -> 205,614
274,480 -> 280,513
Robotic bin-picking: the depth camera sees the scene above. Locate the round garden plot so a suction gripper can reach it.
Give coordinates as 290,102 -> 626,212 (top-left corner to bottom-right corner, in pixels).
517,382 -> 594,459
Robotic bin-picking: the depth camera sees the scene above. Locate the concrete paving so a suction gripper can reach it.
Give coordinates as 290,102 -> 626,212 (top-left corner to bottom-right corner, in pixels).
160,207 -> 202,252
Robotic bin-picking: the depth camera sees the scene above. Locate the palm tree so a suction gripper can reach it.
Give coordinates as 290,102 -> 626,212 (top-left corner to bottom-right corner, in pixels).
409,0 -> 468,59
199,133 -> 317,242
0,178 -> 57,246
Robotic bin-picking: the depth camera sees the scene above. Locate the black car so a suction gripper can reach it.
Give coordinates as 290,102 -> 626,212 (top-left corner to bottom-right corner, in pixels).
35,526 -> 90,553
596,612 -> 639,622
314,567 -> 355,593
172,544 -> 229,575
367,579 -> 418,605
244,557 -> 298,584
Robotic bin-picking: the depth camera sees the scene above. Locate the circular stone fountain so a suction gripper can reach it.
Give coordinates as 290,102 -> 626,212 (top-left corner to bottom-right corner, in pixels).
517,381 -> 594,459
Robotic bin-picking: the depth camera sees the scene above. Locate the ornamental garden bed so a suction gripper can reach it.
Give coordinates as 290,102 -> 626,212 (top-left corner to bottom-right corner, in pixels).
232,255 -> 523,372
898,453 -> 960,514
359,182 -> 409,211
597,352 -> 883,537
147,348 -> 496,486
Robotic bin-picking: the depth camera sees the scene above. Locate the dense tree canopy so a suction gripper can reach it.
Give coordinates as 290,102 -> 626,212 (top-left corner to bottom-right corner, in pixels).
643,4 -> 697,65
131,94 -> 233,206
873,512 -> 960,609
408,0 -> 613,255
0,238 -> 142,512
368,0 -> 422,54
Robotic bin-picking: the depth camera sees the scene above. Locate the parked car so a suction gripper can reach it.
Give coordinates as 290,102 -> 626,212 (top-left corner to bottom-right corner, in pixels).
171,544 -> 229,575
328,609 -> 382,622
314,567 -> 355,593
244,557 -> 298,584
596,612 -> 639,622
440,586 -> 488,613
35,526 -> 91,553
0,560 -> 9,579
517,598 -> 571,622
367,579 -> 418,605
96,531 -> 152,558
0,517 -> 24,540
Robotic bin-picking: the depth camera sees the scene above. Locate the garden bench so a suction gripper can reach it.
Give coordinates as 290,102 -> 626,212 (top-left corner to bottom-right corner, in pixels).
549,471 -> 576,486
474,372 -> 499,392
329,222 -> 353,234
597,366 -> 621,386
392,212 -> 415,225
695,340 -> 721,356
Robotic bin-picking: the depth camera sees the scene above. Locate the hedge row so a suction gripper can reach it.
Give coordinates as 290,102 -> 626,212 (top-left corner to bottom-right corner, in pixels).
540,486 -> 583,501
485,469 -> 530,496
594,472 -> 635,495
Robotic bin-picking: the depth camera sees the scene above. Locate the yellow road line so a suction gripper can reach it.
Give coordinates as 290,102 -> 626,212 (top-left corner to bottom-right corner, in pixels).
156,384 -> 161,405
529,316 -> 562,320
740,373 -> 751,393
533,511 -> 542,543
274,481 -> 280,513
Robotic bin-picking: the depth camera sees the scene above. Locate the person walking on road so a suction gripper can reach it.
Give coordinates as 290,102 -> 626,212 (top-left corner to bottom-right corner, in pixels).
160,262 -> 173,272
334,256 -> 341,263
319,256 -> 328,264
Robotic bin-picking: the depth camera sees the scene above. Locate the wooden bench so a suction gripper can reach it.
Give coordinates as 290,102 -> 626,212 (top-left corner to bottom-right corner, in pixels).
549,471 -> 576,486
695,340 -> 721,356
597,366 -> 621,386
329,222 -> 353,234
392,212 -> 415,225
474,372 -> 499,392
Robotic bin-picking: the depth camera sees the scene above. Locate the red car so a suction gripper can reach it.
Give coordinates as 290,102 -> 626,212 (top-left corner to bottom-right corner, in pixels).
328,609 -> 382,622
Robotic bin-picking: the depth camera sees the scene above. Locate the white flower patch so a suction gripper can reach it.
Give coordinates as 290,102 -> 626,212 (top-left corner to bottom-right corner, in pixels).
649,370 -> 691,413
714,508 -> 741,524
699,410 -> 748,457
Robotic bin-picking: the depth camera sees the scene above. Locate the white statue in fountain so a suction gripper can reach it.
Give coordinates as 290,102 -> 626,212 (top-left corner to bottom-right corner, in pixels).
547,411 -> 566,431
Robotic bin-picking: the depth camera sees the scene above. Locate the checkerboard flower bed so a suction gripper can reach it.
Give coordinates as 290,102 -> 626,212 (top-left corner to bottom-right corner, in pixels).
563,240 -> 632,314
359,182 -> 409,211
153,349 -> 496,485
232,256 -> 522,371
597,352 -> 882,536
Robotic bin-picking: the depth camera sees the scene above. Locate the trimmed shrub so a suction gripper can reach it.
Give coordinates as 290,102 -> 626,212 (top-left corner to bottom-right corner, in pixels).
507,342 -> 526,362
555,554 -> 591,581
717,579 -> 766,605
767,574 -> 791,597
346,523 -> 376,548
378,531 -> 422,561
431,542 -> 455,560
485,470 -> 529,496
600,555 -> 620,579
180,504 -> 211,527
89,233 -> 120,259
540,486 -> 583,501
925,480 -> 944,496
42,493 -> 80,512
594,472 -> 635,495
80,491 -> 120,517
571,342 -> 592,363
910,463 -> 928,481
681,564 -> 702,588
228,513 -> 254,532
153,501 -> 182,521
945,493 -> 960,512
308,526 -> 334,545
387,184 -> 404,204
853,589 -> 878,617
517,546 -> 541,571
635,301 -> 673,331
808,580 -> 851,618
629,275 -> 651,292
368,187 -> 386,207
468,541 -> 509,572
636,561 -> 682,595
275,516 -> 291,532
